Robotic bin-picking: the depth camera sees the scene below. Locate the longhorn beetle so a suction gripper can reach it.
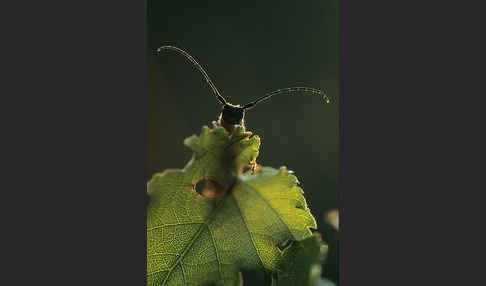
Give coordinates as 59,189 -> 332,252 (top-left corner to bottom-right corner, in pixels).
155,45 -> 330,134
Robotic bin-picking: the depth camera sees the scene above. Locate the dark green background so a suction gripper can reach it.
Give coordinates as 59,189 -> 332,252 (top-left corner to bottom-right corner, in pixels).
147,0 -> 339,284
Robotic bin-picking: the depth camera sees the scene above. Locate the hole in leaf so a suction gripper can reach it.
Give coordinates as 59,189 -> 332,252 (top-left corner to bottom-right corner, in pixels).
194,178 -> 226,198
194,179 -> 208,196
242,166 -> 251,174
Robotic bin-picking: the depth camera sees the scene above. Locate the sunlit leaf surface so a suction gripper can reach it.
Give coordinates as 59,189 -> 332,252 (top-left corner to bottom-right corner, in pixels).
147,126 -> 317,286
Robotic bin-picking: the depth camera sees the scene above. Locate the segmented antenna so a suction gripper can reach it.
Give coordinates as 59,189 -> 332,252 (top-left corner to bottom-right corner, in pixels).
155,45 -> 227,105
243,87 -> 330,110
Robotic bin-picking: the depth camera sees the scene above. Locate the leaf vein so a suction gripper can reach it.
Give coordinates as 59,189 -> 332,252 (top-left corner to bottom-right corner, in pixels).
161,198 -> 227,285
207,224 -> 224,283
232,195 -> 265,269
147,221 -> 204,232
243,182 -> 293,238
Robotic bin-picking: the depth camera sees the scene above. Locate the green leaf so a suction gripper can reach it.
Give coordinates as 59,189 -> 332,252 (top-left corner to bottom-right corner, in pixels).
271,233 -> 329,286
147,126 -> 317,286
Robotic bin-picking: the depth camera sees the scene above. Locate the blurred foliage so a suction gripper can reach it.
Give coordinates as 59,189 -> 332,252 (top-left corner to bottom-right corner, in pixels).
148,0 -> 339,284
325,210 -> 339,231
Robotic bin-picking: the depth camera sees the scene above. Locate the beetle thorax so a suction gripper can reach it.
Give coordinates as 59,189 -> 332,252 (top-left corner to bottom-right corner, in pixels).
221,104 -> 245,125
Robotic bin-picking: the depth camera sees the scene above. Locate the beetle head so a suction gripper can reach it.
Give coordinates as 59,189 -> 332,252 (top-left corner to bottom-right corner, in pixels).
221,104 -> 245,125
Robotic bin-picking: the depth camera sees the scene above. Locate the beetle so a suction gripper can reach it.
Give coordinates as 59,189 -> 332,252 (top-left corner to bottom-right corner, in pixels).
155,45 -> 330,133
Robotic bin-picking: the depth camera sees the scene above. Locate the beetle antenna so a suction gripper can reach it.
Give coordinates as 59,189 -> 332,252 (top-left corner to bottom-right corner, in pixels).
155,45 -> 227,105
242,87 -> 330,110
